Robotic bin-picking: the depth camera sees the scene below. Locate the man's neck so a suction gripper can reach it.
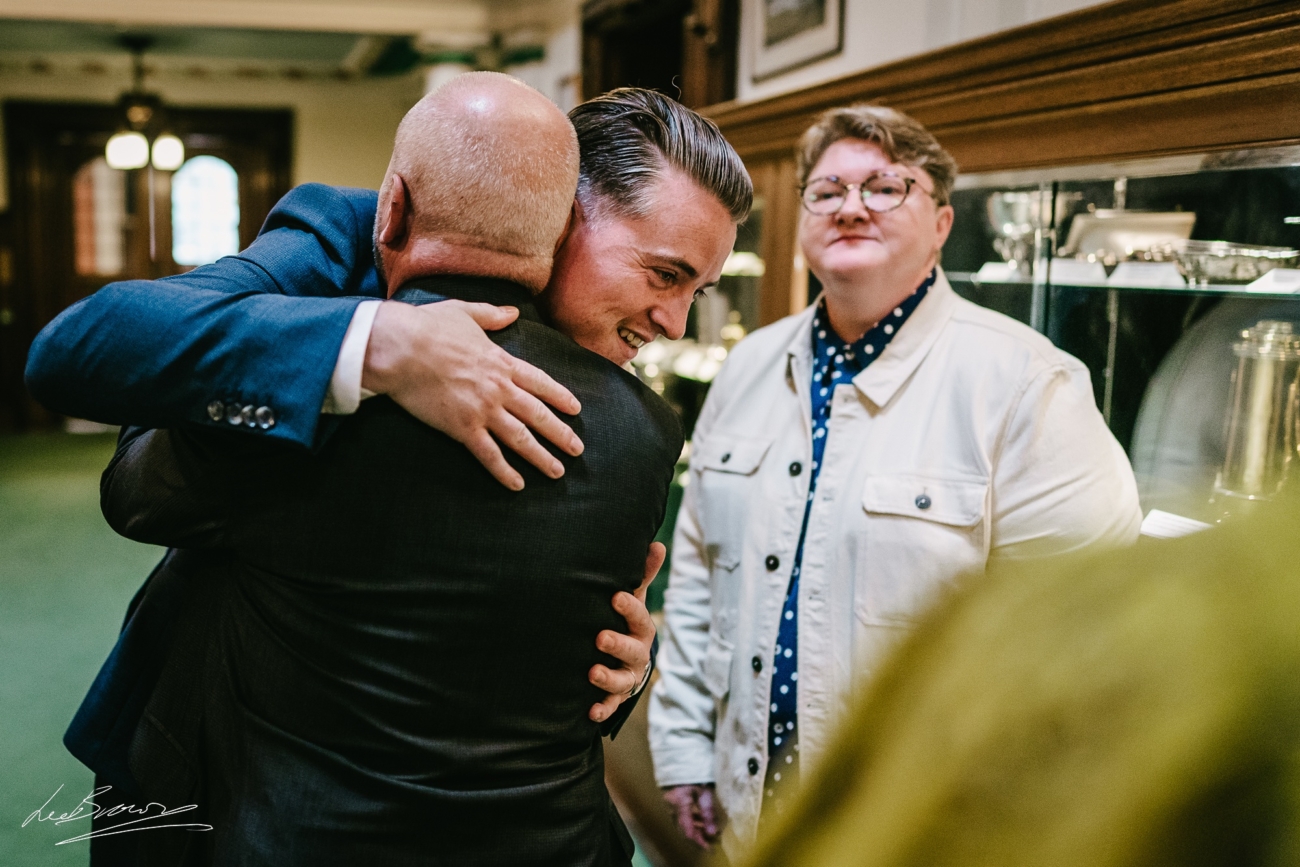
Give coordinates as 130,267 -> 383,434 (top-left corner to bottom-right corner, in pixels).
394,275 -> 537,314
381,236 -> 550,297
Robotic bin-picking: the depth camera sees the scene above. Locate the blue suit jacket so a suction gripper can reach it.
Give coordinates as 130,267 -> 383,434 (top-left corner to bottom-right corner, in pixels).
27,184 -> 646,804
27,183 -> 384,448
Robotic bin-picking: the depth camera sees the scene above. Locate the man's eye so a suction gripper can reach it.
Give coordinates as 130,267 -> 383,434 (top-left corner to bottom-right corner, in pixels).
654,269 -> 677,284
693,288 -> 708,302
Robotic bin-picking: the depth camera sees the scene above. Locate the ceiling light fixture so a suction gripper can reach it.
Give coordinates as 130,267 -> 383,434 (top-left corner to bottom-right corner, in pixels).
105,130 -> 149,170
105,35 -> 185,172
151,133 -> 185,171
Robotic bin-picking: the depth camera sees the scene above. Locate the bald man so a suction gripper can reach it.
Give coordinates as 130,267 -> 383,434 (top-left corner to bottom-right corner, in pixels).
95,75 -> 685,866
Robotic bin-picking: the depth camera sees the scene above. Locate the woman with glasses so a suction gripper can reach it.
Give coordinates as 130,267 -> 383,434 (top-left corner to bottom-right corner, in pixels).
648,105 -> 1142,859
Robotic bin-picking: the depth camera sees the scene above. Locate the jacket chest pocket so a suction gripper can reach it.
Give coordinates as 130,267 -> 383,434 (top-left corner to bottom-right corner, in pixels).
854,474 -> 989,627
693,435 -> 772,640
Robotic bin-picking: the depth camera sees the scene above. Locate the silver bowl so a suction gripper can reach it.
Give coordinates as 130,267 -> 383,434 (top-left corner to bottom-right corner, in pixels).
985,190 -> 1083,271
1152,240 -> 1299,286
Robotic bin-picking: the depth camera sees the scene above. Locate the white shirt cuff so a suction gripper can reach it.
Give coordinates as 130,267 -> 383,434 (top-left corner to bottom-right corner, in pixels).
322,299 -> 382,415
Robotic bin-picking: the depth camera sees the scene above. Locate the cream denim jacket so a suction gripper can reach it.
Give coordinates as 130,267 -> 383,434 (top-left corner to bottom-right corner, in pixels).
648,271 -> 1141,855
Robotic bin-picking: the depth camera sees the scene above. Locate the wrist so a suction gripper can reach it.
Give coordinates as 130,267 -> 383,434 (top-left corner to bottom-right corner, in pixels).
361,301 -> 406,396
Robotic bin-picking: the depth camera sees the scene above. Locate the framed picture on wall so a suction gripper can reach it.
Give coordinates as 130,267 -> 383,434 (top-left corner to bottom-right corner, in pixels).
749,0 -> 844,81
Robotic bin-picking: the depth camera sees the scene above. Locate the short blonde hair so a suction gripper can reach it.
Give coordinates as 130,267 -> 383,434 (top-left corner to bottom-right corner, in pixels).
797,105 -> 957,205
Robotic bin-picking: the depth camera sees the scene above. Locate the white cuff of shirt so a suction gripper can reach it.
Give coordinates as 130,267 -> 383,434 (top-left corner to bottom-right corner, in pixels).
322,299 -> 382,415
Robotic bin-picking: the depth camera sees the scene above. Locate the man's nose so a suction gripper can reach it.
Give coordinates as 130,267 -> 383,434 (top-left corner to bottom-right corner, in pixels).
650,298 -> 689,341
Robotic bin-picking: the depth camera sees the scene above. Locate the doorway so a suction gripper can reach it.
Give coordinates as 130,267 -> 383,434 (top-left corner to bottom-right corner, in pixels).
0,101 -> 292,431
581,0 -> 738,108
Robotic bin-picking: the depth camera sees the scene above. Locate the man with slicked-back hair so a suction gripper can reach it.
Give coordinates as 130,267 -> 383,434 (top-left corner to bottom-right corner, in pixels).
92,75 -> 703,867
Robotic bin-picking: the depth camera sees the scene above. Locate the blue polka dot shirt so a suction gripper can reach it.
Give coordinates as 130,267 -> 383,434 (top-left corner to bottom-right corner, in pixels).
762,269 -> 935,812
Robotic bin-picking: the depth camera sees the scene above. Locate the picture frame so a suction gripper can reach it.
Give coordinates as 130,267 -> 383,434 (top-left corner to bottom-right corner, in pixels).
748,0 -> 845,82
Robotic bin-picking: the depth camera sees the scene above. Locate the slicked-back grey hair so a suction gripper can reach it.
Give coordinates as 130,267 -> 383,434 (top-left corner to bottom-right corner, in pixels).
798,104 -> 958,206
569,88 -> 752,224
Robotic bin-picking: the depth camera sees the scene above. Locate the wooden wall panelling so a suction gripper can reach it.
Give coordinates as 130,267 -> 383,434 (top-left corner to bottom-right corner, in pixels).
755,157 -> 803,323
936,74 -> 1300,173
706,0 -> 1300,172
679,0 -> 739,108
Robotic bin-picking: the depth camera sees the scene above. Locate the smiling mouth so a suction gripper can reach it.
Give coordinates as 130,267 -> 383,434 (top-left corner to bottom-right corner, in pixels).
618,327 -> 647,349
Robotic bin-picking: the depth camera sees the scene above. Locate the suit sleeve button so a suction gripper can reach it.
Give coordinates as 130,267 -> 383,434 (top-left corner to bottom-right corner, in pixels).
225,402 -> 243,425
915,494 -> 932,510
207,400 -> 224,422
751,656 -> 762,673
765,555 -> 780,571
240,405 -> 256,427
254,406 -> 276,430
748,758 -> 760,775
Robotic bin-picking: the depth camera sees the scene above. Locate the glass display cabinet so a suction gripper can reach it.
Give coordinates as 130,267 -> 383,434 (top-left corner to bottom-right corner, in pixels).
945,145 -> 1300,520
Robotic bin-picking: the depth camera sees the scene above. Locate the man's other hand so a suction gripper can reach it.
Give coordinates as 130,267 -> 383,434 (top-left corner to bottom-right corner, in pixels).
363,300 -> 584,491
662,784 -> 720,849
588,542 -> 664,723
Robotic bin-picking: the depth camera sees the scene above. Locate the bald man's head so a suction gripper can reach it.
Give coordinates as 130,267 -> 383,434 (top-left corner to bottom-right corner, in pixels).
377,72 -> 579,291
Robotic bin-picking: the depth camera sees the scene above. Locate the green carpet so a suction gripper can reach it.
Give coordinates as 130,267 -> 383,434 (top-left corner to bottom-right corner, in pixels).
0,433 -> 164,865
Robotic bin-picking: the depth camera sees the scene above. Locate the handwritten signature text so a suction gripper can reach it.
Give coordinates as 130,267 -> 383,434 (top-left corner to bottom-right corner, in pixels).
22,784 -> 212,846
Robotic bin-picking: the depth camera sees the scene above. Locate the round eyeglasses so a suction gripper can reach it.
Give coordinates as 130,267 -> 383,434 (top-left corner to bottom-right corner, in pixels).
799,172 -> 936,215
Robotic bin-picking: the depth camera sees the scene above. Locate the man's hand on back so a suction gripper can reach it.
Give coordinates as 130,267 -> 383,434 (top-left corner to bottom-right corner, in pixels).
588,542 -> 664,723
363,300 -> 584,491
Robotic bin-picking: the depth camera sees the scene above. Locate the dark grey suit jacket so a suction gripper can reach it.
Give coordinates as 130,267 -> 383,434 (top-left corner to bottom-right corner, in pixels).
102,275 -> 683,866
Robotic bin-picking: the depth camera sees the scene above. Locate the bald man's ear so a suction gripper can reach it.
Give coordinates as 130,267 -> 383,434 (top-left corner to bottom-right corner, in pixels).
553,198 -> 581,257
378,174 -> 411,248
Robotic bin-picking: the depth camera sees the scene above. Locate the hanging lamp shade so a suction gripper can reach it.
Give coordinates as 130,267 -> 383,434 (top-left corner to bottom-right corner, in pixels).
105,35 -> 164,171
151,133 -> 185,171
105,131 -> 149,170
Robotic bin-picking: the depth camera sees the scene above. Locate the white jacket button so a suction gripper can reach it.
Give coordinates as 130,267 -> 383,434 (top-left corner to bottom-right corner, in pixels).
915,493 -> 932,510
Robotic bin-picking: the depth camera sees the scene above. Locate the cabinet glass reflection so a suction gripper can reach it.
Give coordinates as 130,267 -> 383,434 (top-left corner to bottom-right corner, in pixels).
944,146 -> 1300,519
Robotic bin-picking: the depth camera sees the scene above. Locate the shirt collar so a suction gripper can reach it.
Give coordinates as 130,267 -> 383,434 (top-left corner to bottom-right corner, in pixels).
851,268 -> 958,409
784,267 -> 958,409
809,268 -> 934,380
